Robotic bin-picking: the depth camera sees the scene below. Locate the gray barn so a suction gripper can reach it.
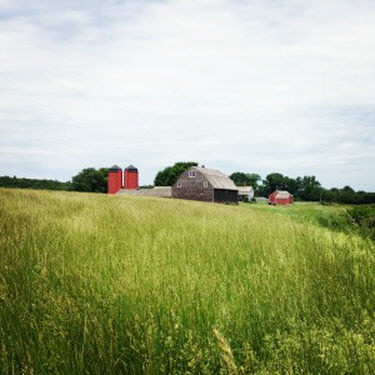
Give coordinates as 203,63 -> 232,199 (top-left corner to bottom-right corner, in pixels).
172,166 -> 238,204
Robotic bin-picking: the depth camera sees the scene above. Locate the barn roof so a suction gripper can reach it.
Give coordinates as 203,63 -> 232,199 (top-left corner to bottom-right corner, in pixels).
274,190 -> 292,198
193,167 -> 238,191
276,190 -> 290,195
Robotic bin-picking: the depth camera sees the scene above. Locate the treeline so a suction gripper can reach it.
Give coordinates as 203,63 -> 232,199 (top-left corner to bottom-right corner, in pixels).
230,171 -> 375,204
0,176 -> 72,191
0,168 -> 108,194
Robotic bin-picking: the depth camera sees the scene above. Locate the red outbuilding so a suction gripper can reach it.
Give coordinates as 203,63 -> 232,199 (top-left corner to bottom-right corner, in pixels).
108,165 -> 123,195
124,165 -> 139,190
269,190 -> 294,205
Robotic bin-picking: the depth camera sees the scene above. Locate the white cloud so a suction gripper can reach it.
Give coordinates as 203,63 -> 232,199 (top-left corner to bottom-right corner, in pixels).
0,0 -> 374,190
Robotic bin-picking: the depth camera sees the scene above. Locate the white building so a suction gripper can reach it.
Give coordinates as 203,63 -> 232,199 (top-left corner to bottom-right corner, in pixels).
237,186 -> 254,201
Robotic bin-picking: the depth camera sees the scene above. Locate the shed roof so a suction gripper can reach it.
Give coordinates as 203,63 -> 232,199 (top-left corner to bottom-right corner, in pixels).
192,167 -> 238,191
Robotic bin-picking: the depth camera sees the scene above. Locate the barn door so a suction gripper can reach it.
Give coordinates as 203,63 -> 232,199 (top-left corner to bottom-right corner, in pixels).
214,189 -> 238,203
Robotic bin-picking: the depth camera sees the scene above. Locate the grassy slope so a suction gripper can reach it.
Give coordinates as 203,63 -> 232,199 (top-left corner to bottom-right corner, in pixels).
247,202 -> 375,240
246,202 -> 350,230
0,189 -> 374,374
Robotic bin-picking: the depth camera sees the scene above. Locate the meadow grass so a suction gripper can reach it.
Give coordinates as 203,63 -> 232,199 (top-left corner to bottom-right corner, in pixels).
0,188 -> 374,374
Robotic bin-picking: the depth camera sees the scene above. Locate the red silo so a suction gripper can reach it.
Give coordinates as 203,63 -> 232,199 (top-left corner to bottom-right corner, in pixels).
108,165 -> 123,194
124,165 -> 139,190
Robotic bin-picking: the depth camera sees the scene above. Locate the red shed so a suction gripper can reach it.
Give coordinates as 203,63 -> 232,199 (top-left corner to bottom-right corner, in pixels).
269,190 -> 294,205
124,165 -> 139,190
108,165 -> 122,195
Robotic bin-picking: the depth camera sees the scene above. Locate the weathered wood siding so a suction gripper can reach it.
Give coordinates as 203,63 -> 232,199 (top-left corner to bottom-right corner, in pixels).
172,170 -> 214,202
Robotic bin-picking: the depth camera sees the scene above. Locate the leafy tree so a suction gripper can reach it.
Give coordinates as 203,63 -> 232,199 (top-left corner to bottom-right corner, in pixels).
342,185 -> 354,192
320,189 -> 337,203
262,173 -> 287,195
229,172 -> 261,188
154,162 -> 198,186
71,168 -> 108,193
284,177 -> 299,195
296,176 -> 322,201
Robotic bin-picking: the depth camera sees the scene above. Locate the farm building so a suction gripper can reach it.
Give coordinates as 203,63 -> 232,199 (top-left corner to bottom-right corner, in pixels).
237,186 -> 254,202
269,190 -> 294,205
107,164 -> 139,195
172,166 -> 238,204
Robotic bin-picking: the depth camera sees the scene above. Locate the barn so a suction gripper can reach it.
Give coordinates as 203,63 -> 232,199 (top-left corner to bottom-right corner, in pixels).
269,190 -> 294,205
172,166 -> 238,204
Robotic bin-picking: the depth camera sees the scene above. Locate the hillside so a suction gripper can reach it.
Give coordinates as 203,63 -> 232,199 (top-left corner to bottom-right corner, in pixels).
0,189 -> 374,374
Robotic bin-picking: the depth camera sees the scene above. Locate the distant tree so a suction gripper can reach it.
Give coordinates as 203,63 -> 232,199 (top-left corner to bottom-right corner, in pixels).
296,175 -> 322,201
0,175 -> 71,191
154,161 -> 198,186
336,186 -> 357,204
71,168 -> 108,193
320,189 -> 335,203
262,173 -> 287,195
229,172 -> 261,189
255,184 -> 268,197
284,177 -> 299,195
342,185 -> 354,192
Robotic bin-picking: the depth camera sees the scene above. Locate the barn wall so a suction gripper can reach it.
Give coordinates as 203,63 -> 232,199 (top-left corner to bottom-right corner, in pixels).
172,170 -> 213,202
269,193 -> 276,203
275,198 -> 289,205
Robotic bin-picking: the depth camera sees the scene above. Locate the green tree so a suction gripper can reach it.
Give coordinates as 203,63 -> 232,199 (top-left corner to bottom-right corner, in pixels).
154,162 -> 198,186
284,177 -> 300,195
229,172 -> 261,188
262,173 -> 287,195
71,168 -> 108,193
296,175 -> 322,201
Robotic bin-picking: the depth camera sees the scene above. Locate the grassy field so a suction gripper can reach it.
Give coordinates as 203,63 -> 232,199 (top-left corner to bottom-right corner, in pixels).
248,201 -> 375,241
0,188 -> 374,374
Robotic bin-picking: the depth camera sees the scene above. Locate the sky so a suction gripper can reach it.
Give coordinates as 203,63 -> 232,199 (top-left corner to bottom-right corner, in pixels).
0,0 -> 374,190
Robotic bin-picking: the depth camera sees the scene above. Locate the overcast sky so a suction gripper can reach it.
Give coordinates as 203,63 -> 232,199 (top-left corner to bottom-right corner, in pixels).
1,0 -> 374,190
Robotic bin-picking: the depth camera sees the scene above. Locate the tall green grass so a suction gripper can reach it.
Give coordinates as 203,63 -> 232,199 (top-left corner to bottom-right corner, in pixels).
247,202 -> 375,239
0,188 -> 374,374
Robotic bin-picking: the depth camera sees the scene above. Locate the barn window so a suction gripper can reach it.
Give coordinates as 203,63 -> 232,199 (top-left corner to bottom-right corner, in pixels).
188,170 -> 196,178
177,182 -> 182,188
203,181 -> 208,188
